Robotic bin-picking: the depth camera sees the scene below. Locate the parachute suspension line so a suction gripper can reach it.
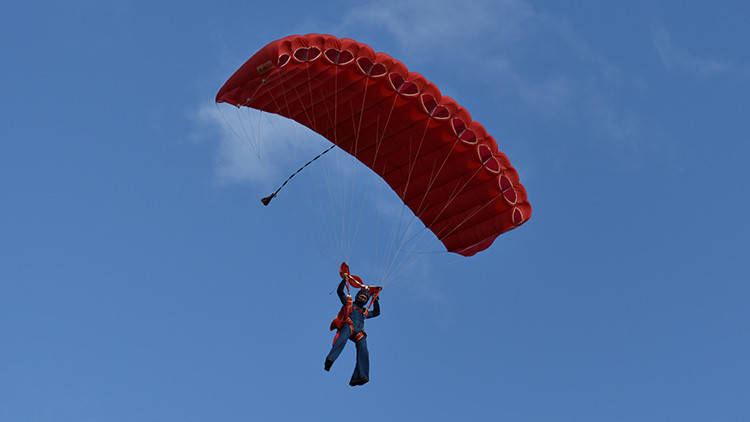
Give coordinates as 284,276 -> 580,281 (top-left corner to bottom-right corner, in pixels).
305,85 -> 351,262
215,103 -> 259,162
215,103 -> 245,147
346,116 -> 391,276
403,163 -> 501,259
402,117 -> 434,200
385,253 -> 464,290
353,93 -> 407,287
402,163 -> 486,249
352,72 -> 372,159
369,94 -> 399,168
299,61 -> 349,262
327,57 -> 342,254
381,132 -> 457,285
218,81 -> 294,200
304,60 -> 349,261
425,163 -> 483,227
333,78 -> 383,266
260,143 -> 336,205
336,74 -> 353,261
242,81 -> 274,160
399,96 -> 483,236
370,117 -> 392,284
314,87 -> 353,260
257,72 -> 340,265
435,191 -> 497,242
393,139 -> 466,260
368,96 -> 401,284
219,74 -> 337,267
342,76 -> 375,262
288,60 -> 347,261
215,79 -> 267,159
427,157 -> 493,239
412,137 -> 462,217
332,65 -> 353,262
373,157 -> 388,283
321,66 -> 350,262
292,58 -> 363,263
390,110 -> 444,257
379,118 -> 434,284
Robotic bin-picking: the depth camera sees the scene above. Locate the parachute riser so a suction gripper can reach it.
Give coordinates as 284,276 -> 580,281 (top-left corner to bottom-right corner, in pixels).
339,262 -> 381,310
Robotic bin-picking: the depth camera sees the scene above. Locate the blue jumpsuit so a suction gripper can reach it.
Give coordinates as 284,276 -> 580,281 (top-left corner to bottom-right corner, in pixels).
326,280 -> 380,385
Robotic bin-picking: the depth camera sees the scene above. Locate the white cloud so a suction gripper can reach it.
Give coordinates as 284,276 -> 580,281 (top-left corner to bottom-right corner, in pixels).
339,0 -> 641,145
193,103 -> 323,187
653,25 -> 731,76
340,0 -> 537,61
586,95 -> 641,142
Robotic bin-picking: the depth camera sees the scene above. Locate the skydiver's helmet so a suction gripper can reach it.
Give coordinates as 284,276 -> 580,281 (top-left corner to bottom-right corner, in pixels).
354,288 -> 370,307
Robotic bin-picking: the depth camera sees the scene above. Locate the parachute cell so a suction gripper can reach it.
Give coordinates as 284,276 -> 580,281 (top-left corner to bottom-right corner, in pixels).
216,34 -> 531,256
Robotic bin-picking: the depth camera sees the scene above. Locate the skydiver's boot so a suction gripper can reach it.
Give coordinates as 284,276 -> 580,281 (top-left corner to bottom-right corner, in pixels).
349,377 -> 368,386
324,358 -> 334,372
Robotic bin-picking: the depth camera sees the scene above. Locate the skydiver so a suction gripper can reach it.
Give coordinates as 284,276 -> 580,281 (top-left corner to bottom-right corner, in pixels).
324,276 -> 380,386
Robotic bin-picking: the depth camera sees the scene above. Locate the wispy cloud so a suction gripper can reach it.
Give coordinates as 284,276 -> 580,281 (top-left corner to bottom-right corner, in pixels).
192,103 -> 324,187
340,0 -> 537,61
653,24 -> 731,76
339,0 -> 641,145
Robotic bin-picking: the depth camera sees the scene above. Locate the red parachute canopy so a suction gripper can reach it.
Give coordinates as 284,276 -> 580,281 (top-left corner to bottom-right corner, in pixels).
216,34 -> 531,256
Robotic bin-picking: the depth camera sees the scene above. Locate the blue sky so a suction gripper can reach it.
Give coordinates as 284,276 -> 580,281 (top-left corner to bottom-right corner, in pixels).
2,1 -> 749,421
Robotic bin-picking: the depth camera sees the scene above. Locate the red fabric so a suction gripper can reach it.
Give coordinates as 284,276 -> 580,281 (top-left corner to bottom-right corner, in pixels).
339,262 -> 350,279
348,275 -> 365,290
330,296 -> 353,332
329,295 -> 367,344
217,34 -> 531,256
339,262 -> 381,297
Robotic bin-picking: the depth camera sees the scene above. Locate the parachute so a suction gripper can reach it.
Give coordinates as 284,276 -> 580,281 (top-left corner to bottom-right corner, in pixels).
216,34 -> 531,258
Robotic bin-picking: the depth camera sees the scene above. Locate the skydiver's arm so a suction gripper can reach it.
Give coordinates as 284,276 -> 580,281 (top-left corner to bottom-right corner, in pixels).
367,298 -> 380,318
336,279 -> 347,305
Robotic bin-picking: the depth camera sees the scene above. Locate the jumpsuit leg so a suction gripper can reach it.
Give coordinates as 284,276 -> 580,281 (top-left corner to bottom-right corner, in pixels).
350,337 -> 369,384
326,324 -> 351,364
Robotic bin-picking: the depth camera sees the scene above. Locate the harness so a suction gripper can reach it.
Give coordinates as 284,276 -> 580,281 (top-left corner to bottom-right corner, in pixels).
330,263 -> 381,345
329,295 -> 369,344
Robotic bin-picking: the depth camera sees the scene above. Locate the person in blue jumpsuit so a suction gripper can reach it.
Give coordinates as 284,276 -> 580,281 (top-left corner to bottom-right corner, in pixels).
324,278 -> 380,386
